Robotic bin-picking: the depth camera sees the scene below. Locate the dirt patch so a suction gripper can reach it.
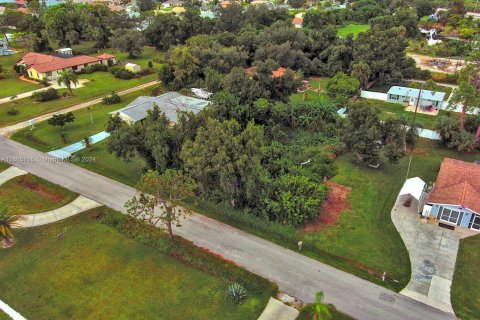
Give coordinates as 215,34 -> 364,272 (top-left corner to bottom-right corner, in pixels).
302,180 -> 351,233
17,177 -> 64,202
412,147 -> 427,154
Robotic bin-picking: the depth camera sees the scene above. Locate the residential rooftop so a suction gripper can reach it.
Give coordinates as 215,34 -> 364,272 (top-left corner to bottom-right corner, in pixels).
387,86 -> 446,102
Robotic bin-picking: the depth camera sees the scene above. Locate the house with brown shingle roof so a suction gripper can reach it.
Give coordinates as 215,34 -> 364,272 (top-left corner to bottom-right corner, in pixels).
424,158 -> 480,231
16,52 -> 116,81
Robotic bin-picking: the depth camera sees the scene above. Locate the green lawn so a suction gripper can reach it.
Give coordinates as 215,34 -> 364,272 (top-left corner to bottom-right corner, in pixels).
0,161 -> 9,173
290,77 -> 332,106
12,89 -> 153,153
0,311 -> 10,320
0,208 -> 274,320
75,141 -> 147,187
451,234 -> 480,320
371,99 -> 459,130
0,48 -> 42,99
0,72 -> 157,128
336,24 -> 370,39
0,174 -> 77,214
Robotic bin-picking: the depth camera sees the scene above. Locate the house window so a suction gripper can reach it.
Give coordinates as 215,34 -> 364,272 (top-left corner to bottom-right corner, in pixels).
389,94 -> 398,100
46,72 -> 52,76
469,215 -> 480,231
439,207 -> 462,225
72,66 -> 78,71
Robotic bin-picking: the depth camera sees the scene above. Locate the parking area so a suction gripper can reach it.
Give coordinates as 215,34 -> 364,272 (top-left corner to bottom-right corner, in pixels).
391,195 -> 472,314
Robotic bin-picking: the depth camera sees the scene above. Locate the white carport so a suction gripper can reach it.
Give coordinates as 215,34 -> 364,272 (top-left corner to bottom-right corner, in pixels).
398,177 -> 426,213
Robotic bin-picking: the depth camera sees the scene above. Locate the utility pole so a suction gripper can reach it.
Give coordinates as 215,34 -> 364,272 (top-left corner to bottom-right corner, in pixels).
411,88 -> 422,129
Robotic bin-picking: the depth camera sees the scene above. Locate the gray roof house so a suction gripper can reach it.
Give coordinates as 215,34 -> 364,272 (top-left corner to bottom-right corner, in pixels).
110,92 -> 209,124
387,86 -> 446,108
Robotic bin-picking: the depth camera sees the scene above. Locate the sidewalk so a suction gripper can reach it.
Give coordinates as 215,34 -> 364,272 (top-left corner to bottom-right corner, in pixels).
15,195 -> 101,228
0,167 -> 26,185
0,80 -> 159,137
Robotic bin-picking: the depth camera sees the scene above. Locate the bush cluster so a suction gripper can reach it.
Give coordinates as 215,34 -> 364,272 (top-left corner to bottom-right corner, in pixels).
102,92 -> 121,104
110,66 -> 135,80
31,88 -> 60,102
82,63 -> 108,74
101,212 -> 277,294
431,72 -> 458,84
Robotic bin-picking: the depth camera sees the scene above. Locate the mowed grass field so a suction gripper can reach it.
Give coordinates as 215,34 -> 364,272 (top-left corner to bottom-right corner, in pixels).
336,24 -> 370,38
0,208 -> 274,320
0,46 -> 161,128
451,234 -> 480,320
0,174 -> 77,214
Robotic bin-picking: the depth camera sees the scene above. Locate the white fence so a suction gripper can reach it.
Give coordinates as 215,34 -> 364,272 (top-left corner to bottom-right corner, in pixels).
360,90 -> 388,101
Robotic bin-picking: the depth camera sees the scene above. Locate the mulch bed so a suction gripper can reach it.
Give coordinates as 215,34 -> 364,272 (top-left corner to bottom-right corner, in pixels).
17,177 -> 64,203
302,180 -> 351,233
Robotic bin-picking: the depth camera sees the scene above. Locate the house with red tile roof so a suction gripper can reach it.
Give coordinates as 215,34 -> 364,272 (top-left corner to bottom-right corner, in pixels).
16,52 -> 116,81
424,158 -> 480,231
292,16 -> 303,28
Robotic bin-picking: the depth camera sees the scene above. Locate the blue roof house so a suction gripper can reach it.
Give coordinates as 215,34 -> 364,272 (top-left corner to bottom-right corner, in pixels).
387,86 -> 446,108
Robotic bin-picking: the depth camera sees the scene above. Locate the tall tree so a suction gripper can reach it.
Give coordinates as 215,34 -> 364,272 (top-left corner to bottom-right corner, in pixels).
181,118 -> 267,208
125,170 -> 196,239
450,65 -> 480,133
110,29 -> 145,58
325,72 -> 360,99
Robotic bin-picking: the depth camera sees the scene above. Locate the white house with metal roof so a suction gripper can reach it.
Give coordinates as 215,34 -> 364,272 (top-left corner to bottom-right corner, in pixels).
386,86 -> 447,108
110,92 -> 209,125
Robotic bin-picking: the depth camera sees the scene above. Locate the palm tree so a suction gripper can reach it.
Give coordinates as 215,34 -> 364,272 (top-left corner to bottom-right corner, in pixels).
57,70 -> 79,96
0,203 -> 23,247
82,136 -> 93,151
313,291 -> 331,320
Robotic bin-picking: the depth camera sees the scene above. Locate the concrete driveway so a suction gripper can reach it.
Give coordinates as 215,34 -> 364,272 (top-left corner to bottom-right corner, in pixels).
392,196 -> 470,314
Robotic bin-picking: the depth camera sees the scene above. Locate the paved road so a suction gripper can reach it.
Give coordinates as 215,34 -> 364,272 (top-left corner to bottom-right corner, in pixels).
0,80 -> 159,137
0,137 -> 456,320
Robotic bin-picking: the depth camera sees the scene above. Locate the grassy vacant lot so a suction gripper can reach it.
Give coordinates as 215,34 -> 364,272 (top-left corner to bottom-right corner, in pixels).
451,235 -> 480,320
12,89 -> 153,152
0,174 -> 77,214
0,49 -> 42,99
0,208 -> 274,320
336,24 -> 370,38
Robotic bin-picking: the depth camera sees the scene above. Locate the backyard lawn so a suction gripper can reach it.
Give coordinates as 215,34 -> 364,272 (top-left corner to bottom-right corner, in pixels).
451,234 -> 480,320
0,174 -> 77,214
373,100 -> 459,130
290,77 -> 331,106
0,208 -> 274,320
336,24 -> 370,38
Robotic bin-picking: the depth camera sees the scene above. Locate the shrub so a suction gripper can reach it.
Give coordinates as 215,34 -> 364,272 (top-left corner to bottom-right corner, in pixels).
83,64 -> 108,74
111,67 -> 134,80
0,65 -> 3,73
0,73 -> 4,80
7,108 -> 19,116
13,64 -> 26,75
228,283 -> 247,304
40,77 -> 49,87
103,92 -> 121,104
431,72 -> 458,84
31,88 -> 60,102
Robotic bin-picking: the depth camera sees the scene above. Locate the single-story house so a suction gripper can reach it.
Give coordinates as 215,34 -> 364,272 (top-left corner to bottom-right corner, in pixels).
423,158 -> 480,232
162,0 -> 184,8
292,17 -> 303,28
125,63 -> 141,73
110,92 -> 210,125
387,86 -> 446,108
55,47 -> 73,56
17,52 -> 117,80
